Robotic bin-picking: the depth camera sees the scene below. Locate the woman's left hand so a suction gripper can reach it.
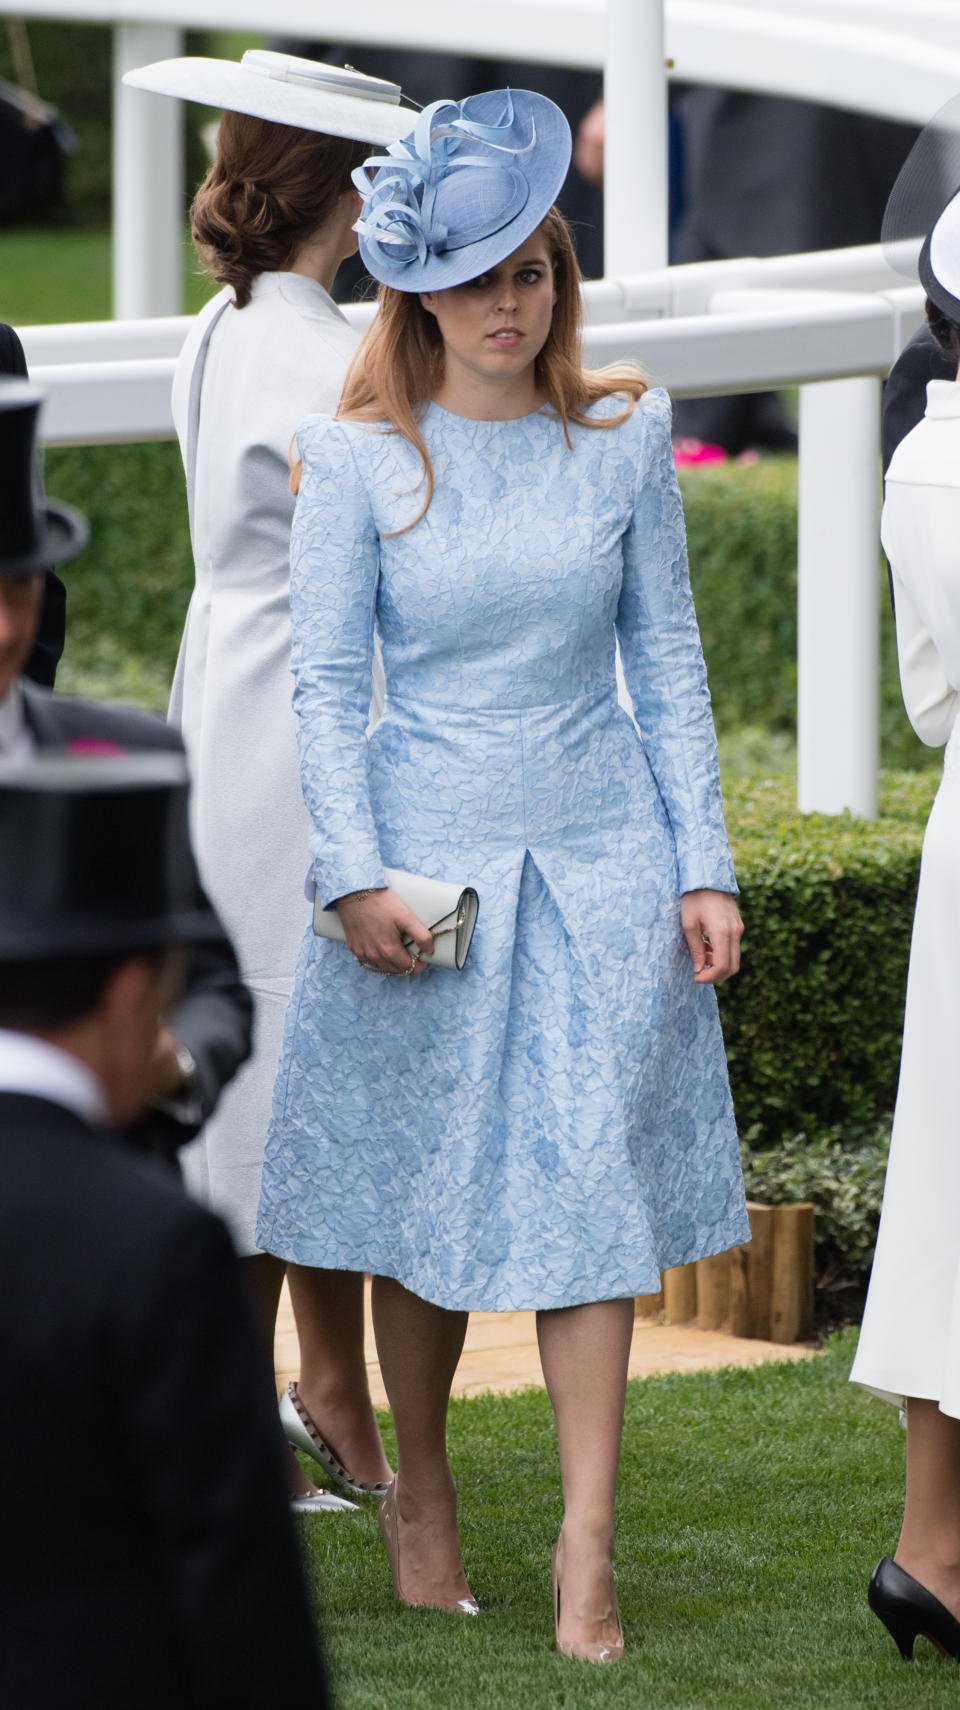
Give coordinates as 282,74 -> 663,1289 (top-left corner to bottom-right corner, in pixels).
680,890 -> 743,984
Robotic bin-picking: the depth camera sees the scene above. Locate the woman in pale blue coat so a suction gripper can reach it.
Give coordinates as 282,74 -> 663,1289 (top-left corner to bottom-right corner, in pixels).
258,90 -> 747,1660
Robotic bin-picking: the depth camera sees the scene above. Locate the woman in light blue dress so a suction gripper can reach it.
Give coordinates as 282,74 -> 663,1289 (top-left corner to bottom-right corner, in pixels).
258,90 -> 747,1660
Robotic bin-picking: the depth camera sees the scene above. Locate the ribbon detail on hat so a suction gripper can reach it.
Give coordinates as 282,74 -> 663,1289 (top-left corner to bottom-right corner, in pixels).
353,91 -> 536,272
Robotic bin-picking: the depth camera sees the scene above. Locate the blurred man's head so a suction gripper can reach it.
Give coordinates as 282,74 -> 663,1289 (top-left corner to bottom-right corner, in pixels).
0,755 -> 223,1125
0,379 -> 88,699
0,573 -> 44,699
0,947 -> 187,1125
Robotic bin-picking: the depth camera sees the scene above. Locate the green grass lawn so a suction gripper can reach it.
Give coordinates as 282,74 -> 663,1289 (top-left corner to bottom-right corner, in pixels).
0,225 -> 218,325
297,1332 -> 955,1710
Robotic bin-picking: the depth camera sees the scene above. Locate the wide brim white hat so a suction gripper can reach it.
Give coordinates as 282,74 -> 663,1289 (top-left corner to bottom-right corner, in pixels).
122,50 -> 418,148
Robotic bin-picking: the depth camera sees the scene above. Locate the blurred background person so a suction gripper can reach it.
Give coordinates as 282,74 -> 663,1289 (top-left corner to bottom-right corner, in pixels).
669,91 -> 918,454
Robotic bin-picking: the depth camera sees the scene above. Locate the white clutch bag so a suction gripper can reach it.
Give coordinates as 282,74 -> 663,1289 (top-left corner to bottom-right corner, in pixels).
313,867 -> 480,971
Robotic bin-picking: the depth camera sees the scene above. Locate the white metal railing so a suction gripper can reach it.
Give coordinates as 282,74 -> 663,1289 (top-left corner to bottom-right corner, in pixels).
17,247 -> 925,822
19,289 -> 922,442
6,0 -> 957,316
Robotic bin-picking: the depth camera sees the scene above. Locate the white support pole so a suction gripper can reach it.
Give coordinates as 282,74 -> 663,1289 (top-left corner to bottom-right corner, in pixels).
797,377 -> 881,819
113,24 -> 185,320
604,0 -> 669,277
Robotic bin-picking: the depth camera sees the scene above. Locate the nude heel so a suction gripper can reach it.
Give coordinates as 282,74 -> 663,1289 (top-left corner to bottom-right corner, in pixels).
378,1479 -> 479,1615
552,1538 -> 625,1664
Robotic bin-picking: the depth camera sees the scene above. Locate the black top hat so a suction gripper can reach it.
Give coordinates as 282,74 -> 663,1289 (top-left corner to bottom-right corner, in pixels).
0,753 -> 226,959
0,379 -> 89,576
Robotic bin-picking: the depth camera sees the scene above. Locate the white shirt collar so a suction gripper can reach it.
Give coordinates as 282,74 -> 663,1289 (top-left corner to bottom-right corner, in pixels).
925,378 -> 960,418
0,1029 -> 109,1126
0,681 -> 32,769
250,270 -> 349,325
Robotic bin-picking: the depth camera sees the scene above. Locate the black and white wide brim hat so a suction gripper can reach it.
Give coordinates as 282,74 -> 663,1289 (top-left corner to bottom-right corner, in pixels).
354,88 -> 572,293
920,190 -> 960,322
883,93 -> 960,321
122,50 -> 418,147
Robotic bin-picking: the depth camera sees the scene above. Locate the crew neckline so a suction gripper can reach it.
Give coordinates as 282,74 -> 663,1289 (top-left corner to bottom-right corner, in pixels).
425,399 -> 550,425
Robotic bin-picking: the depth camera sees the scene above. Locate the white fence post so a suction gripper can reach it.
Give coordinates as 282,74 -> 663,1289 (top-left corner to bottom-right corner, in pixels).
113,24 -> 185,319
604,0 -> 669,276
797,376 -> 881,819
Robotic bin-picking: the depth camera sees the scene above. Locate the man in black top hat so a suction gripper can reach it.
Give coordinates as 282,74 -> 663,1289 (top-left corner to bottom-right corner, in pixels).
0,378 -> 252,1162
0,753 -> 329,1709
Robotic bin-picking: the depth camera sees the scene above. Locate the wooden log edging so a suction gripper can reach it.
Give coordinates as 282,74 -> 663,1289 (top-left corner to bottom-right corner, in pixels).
635,1201 -> 814,1344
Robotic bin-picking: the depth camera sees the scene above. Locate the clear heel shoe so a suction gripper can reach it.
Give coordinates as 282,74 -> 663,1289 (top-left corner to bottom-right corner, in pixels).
552,1539 -> 625,1664
378,1479 -> 479,1615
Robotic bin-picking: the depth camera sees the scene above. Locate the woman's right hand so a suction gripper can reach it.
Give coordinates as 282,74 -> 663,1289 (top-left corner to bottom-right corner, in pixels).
335,888 -> 434,977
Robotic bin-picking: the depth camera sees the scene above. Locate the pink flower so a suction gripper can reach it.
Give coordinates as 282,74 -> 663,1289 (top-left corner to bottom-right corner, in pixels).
66,738 -> 127,756
672,437 -> 728,469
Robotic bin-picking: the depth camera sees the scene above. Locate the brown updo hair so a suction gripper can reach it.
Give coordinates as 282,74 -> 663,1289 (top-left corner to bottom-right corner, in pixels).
190,111 -> 369,308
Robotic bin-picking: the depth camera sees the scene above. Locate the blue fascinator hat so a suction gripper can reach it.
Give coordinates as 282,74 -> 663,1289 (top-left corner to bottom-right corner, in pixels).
353,88 -> 572,292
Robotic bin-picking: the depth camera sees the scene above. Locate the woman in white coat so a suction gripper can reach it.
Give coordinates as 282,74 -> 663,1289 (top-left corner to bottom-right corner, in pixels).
123,50 -> 416,1500
851,174 -> 960,1658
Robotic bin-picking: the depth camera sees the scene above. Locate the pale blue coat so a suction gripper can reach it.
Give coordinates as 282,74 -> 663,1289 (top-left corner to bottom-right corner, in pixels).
257,387 -> 749,1311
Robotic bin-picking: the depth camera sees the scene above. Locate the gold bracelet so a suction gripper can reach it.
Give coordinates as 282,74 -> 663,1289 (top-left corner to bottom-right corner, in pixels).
338,887 -> 384,906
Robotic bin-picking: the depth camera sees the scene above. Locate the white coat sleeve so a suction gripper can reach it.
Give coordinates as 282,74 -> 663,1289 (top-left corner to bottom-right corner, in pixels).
882,480 -> 960,747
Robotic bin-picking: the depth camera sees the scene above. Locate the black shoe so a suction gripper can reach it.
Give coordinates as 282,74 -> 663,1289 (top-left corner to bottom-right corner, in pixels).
868,1556 -> 960,1660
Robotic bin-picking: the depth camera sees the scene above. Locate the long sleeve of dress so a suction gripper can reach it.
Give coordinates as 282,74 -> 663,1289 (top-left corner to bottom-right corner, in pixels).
616,389 -> 737,894
289,418 -> 388,907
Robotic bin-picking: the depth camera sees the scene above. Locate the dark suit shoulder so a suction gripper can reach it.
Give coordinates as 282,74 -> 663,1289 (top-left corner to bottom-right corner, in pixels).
0,322 -> 28,377
21,681 -> 182,754
0,1095 -> 229,1264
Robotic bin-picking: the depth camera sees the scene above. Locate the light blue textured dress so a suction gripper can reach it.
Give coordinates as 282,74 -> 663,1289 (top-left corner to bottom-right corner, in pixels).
257,386 -> 749,1311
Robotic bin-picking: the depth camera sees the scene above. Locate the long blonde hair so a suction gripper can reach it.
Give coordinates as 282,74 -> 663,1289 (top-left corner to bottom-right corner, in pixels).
305,207 -> 647,530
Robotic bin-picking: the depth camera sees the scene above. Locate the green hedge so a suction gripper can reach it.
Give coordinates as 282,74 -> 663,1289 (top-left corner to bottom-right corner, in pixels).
681,460 -> 799,734
47,442 -> 192,708
721,772 -> 934,1145
740,1121 -> 891,1322
721,777 -> 934,1315
681,461 -> 938,775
